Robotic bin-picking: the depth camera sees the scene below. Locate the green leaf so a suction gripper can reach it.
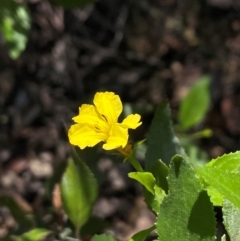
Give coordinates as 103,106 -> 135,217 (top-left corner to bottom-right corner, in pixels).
205,185 -> 223,206
148,160 -> 169,193
157,155 -> 216,241
223,199 -> 240,241
52,0 -> 97,9
198,167 -> 240,210
91,234 -> 116,241
128,172 -> 165,214
206,151 -> 240,172
143,184 -> 165,214
179,75 -> 211,130
145,100 -> 186,168
129,225 -> 155,241
18,228 -> 50,241
128,172 -> 156,194
60,156 -> 98,229
0,0 -> 31,59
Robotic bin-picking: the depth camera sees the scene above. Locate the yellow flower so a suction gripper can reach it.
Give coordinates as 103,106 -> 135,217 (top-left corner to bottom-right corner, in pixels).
68,92 -> 142,150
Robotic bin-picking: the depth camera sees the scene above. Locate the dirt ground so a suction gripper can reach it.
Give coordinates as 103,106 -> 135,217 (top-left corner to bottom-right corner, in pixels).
1,0 -> 240,240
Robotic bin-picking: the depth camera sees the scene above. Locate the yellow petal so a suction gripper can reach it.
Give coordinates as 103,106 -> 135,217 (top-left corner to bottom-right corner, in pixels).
73,104 -> 109,132
68,124 -> 106,149
121,114 -> 142,129
93,92 -> 122,124
103,124 -> 128,150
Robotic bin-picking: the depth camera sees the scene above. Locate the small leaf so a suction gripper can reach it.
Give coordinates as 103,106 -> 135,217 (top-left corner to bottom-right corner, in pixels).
91,234 -> 116,241
0,0 -> 31,59
145,100 -> 186,168
198,167 -> 240,210
148,160 -> 169,193
222,199 -> 240,240
128,172 -> 155,194
128,172 -> 165,214
206,151 -> 240,172
52,0 -> 97,9
129,225 -> 155,241
179,75 -> 211,130
143,184 -> 165,214
221,235 -> 227,241
18,228 -> 50,241
157,155 -> 216,241
60,156 -> 98,229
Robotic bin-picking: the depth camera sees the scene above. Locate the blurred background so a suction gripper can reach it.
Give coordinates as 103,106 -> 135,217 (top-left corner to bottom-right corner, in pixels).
1,0 -> 240,240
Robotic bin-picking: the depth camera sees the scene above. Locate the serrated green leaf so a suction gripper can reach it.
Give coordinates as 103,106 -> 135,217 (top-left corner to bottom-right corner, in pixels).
128,172 -> 155,194
91,234 -> 116,241
52,0 -> 97,9
222,199 -> 240,240
205,185 -> 223,206
0,0 -> 31,59
18,228 -> 50,241
145,100 -> 186,168
129,225 -> 155,241
206,151 -> 240,172
157,155 -> 216,241
179,75 -> 211,130
198,167 -> 240,210
60,155 -> 98,229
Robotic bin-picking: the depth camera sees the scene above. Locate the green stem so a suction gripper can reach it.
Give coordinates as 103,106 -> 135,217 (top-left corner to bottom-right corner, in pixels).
128,155 -> 143,172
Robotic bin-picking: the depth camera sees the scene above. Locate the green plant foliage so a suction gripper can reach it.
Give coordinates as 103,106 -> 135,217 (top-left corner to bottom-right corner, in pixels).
179,75 -> 211,130
222,199 -> 240,240
128,172 -> 156,194
91,234 -> 116,241
128,225 -> 155,241
145,100 -> 186,168
60,156 -> 98,229
206,151 -> 240,172
205,185 -> 223,206
198,167 -> 240,210
17,228 -> 50,241
157,155 -> 216,241
143,183 -> 165,214
148,160 -> 169,193
129,171 -> 165,214
52,0 -> 97,9
0,0 -> 31,59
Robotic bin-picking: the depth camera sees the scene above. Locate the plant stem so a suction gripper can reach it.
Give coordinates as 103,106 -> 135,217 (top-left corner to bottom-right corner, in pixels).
128,155 -> 143,172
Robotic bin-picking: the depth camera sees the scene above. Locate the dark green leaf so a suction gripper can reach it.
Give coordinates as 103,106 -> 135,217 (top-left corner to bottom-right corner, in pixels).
148,160 -> 169,193
60,156 -> 98,229
145,100 -> 186,168
157,155 -> 216,241
223,199 -> 240,241
179,75 -> 211,130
